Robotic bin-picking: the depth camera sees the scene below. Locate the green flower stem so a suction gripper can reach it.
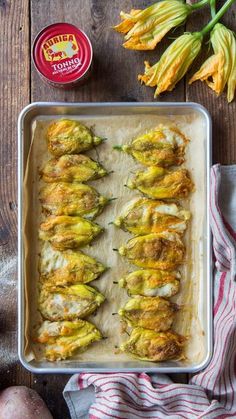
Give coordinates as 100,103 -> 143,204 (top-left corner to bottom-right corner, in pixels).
190,0 -> 209,10
201,0 -> 235,36
210,0 -> 216,17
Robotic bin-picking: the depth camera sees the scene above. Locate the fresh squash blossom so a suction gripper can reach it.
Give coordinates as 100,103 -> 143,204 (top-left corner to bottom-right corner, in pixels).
138,32 -> 202,96
114,1 -> 191,50
189,23 -> 236,103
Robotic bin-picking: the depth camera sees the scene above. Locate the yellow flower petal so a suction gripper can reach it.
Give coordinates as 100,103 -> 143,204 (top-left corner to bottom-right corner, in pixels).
123,26 -> 171,50
114,1 -> 190,51
189,23 -> 236,102
113,9 -> 141,34
189,55 -> 219,83
139,33 -> 202,97
227,36 -> 236,102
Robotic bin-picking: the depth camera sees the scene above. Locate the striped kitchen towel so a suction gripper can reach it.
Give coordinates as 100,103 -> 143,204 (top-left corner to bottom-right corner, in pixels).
63,164 -> 236,419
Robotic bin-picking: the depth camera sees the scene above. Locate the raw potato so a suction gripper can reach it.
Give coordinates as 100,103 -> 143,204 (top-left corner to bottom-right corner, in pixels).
0,386 -> 53,419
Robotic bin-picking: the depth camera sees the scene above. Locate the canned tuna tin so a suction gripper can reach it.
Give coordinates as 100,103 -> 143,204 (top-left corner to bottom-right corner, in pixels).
32,23 -> 93,88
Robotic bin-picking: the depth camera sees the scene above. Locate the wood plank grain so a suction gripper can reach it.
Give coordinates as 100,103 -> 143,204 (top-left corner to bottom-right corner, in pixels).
31,375 -> 70,419
30,0 -> 185,103
186,2 -> 236,164
0,0 -> 31,390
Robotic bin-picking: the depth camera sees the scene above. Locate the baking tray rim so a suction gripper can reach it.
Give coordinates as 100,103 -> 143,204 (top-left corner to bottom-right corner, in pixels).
18,101 -> 213,374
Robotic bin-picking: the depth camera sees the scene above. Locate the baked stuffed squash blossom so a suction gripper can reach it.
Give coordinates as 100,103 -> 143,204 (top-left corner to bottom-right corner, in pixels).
119,269 -> 180,297
118,232 -> 185,270
119,296 -> 178,332
39,216 -> 103,250
114,125 -> 188,167
47,119 -> 104,156
120,327 -> 186,361
39,243 -> 106,286
127,167 -> 194,199
114,198 -> 190,235
36,319 -> 102,361
41,154 -> 108,183
38,284 -> 105,321
40,183 -> 109,219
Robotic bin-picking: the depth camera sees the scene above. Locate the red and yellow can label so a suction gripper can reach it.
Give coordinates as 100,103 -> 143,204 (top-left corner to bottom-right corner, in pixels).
33,23 -> 93,86
42,34 -> 79,62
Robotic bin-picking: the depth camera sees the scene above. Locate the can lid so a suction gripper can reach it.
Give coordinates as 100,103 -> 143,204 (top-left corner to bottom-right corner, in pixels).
32,23 -> 93,84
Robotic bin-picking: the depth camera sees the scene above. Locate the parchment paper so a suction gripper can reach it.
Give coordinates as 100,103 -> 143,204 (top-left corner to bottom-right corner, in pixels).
23,112 -> 207,365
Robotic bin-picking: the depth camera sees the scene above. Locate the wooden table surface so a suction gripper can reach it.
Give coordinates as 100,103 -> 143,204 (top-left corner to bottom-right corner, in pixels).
1,1 -> 236,417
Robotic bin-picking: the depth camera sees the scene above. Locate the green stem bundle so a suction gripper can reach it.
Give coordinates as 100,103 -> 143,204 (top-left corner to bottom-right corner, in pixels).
190,0 -> 209,10
209,0 -> 216,17
201,0 -> 235,36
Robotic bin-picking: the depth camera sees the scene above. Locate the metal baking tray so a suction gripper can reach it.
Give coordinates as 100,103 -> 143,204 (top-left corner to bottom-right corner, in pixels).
18,102 -> 212,374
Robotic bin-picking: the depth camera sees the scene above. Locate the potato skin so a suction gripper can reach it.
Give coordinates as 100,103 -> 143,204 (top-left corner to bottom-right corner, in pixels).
0,386 -> 53,419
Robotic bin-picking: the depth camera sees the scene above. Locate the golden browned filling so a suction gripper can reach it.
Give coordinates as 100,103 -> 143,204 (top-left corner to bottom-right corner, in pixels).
39,243 -> 106,286
118,232 -> 185,270
115,125 -> 188,167
127,166 -> 194,199
38,284 -> 105,321
114,198 -> 190,235
120,327 -> 186,361
40,183 -> 109,219
47,119 -> 103,156
119,269 -> 180,297
35,319 -> 102,361
119,296 -> 178,332
39,215 -> 103,250
41,154 -> 107,183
